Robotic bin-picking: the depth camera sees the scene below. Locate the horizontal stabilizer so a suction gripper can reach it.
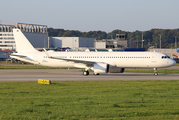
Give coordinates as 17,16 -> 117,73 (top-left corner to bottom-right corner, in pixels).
10,54 -> 27,58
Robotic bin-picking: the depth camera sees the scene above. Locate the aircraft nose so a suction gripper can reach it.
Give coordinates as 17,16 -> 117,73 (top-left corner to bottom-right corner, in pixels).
170,59 -> 176,66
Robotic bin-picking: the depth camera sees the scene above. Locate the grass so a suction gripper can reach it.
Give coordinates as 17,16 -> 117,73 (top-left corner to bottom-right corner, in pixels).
1,81 -> 179,119
125,69 -> 179,73
0,66 -> 76,69
0,62 -> 179,73
0,66 -> 60,69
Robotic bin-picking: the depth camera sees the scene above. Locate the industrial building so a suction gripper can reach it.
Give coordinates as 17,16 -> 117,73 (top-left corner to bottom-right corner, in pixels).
149,48 -> 178,58
0,23 -> 48,50
49,37 -> 95,49
94,34 -> 128,49
0,22 -> 95,54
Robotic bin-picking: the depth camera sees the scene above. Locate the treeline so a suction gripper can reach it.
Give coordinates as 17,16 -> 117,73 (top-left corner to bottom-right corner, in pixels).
48,28 -> 179,49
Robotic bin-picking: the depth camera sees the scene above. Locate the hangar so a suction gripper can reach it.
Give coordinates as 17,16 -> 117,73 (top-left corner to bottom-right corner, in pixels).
49,37 -> 95,49
0,23 -> 95,51
0,23 -> 48,50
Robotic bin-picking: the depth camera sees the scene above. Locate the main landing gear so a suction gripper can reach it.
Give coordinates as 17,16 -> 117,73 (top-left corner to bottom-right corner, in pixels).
83,71 -> 89,76
83,70 -> 99,76
154,68 -> 158,76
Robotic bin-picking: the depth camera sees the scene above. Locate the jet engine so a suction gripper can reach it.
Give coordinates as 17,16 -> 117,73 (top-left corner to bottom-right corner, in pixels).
109,66 -> 125,73
92,63 -> 109,75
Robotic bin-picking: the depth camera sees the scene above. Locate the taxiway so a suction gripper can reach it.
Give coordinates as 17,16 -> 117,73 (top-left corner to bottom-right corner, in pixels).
0,69 -> 179,82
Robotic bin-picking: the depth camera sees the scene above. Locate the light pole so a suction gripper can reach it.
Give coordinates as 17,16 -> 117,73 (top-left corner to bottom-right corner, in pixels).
175,36 -> 178,49
159,34 -> 162,50
56,39 -> 57,48
148,39 -> 150,48
142,32 -> 143,48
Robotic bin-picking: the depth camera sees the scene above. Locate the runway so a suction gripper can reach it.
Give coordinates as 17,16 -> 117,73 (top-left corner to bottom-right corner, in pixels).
0,69 -> 179,82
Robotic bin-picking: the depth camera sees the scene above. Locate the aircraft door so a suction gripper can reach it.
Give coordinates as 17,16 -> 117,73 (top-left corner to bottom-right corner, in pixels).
151,53 -> 156,62
34,53 -> 39,65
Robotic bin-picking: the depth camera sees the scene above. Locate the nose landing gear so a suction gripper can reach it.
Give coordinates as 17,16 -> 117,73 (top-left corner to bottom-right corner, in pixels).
154,68 -> 158,76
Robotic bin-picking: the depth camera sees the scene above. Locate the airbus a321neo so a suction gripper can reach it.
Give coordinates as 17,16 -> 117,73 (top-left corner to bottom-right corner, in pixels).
10,29 -> 176,76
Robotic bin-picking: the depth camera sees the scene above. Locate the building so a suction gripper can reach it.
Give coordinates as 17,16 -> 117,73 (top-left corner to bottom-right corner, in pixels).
149,48 -> 178,58
0,51 -> 9,61
94,34 -> 128,49
49,37 -> 95,49
0,23 -> 48,50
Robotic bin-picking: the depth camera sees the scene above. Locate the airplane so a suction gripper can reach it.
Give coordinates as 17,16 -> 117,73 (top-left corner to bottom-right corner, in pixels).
10,29 -> 176,76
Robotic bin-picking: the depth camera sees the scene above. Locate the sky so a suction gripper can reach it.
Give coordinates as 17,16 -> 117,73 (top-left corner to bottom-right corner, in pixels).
1,0 -> 179,33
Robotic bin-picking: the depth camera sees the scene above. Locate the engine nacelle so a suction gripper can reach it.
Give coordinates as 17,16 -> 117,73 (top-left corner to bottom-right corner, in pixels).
109,67 -> 125,73
92,63 -> 109,74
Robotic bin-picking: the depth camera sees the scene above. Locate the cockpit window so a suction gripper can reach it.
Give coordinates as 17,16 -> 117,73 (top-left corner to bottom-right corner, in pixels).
162,56 -> 170,59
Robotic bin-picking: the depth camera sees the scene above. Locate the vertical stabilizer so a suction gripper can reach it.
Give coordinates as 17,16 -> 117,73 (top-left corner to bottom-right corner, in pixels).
13,29 -> 37,53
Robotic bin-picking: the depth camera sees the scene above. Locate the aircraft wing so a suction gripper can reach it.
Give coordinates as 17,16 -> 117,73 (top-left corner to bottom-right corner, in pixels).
43,48 -> 114,65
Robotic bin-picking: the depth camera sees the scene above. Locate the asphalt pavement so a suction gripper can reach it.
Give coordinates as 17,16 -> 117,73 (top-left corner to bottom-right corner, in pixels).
0,68 -> 179,82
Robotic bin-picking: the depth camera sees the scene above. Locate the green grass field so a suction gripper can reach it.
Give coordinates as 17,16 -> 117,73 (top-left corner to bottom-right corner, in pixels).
125,69 -> 179,73
0,66 -> 64,69
0,61 -> 179,74
1,81 -> 179,119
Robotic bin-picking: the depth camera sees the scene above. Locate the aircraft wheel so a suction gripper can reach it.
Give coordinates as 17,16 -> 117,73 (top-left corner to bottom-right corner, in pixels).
83,71 -> 89,76
94,73 -> 100,75
154,73 -> 158,76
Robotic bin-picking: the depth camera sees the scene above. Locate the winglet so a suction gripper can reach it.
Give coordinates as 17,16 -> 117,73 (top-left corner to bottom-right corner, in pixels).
43,48 -> 52,58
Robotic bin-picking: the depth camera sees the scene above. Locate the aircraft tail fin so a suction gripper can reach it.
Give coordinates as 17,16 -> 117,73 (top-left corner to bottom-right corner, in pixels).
13,29 -> 37,53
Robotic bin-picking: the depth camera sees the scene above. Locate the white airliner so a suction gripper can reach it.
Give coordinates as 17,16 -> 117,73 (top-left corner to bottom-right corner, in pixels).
10,29 -> 176,76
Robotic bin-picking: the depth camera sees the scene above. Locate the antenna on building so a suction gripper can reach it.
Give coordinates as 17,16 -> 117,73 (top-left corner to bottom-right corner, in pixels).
44,39 -> 45,48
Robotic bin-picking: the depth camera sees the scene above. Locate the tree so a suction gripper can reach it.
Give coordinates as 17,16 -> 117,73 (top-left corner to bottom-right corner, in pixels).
48,27 -> 179,49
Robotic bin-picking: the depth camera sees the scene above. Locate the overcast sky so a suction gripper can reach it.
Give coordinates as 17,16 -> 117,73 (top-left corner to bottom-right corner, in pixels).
1,0 -> 179,32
